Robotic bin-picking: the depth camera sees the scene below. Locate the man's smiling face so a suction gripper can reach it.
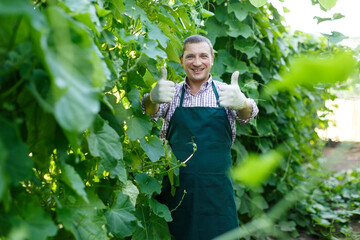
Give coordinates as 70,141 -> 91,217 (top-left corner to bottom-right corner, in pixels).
180,41 -> 214,85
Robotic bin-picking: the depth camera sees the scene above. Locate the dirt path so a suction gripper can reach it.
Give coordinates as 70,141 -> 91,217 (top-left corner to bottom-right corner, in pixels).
324,142 -> 360,171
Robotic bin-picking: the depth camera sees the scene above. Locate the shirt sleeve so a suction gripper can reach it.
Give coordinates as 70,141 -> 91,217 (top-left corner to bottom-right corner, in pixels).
141,93 -> 170,121
231,98 -> 259,124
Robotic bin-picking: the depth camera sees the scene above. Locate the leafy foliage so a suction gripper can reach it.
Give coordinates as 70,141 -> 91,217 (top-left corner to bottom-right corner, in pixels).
0,0 -> 357,239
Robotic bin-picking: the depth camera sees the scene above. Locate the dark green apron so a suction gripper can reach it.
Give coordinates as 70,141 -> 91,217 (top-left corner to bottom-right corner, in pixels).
161,81 -> 239,240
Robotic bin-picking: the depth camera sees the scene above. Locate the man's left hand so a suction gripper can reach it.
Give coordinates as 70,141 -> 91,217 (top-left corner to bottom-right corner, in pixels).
218,71 -> 247,110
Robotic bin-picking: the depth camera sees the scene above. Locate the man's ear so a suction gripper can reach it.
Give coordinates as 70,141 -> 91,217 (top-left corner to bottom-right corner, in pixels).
180,57 -> 184,66
211,55 -> 215,66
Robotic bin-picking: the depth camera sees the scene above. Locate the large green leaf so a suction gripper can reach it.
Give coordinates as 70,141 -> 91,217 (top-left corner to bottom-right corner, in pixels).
140,136 -> 165,162
39,7 -> 107,132
87,116 -> 123,171
126,115 -> 152,141
133,206 -> 171,240
318,0 -> 338,10
145,20 -> 170,48
322,31 -> 348,45
135,173 -> 162,195
232,150 -> 283,187
234,40 -> 260,59
228,2 -> 257,21
57,190 -> 107,240
0,119 -> 33,186
266,52 -> 357,93
225,20 -> 253,38
249,0 -> 267,8
11,200 -> 58,240
104,192 -> 137,238
61,163 -> 88,203
149,199 -> 172,222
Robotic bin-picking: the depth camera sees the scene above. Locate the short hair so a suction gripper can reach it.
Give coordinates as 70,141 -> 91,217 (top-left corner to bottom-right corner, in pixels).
181,35 -> 214,57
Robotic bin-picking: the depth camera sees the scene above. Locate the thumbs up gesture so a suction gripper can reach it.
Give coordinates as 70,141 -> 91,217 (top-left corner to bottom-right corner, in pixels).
218,71 -> 247,110
150,66 -> 175,104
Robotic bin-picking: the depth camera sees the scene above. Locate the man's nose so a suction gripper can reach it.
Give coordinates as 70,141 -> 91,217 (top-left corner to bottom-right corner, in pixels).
193,57 -> 201,66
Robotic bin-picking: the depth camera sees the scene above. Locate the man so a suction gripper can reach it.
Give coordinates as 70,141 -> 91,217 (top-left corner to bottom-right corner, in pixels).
141,35 -> 258,240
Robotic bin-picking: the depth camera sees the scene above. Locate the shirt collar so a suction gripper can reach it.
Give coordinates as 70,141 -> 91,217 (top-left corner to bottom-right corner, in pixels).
184,75 -> 213,92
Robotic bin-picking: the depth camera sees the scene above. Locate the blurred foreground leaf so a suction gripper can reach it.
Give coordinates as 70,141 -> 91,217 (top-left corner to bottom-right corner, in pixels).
264,52 -> 357,95
232,150 -> 282,187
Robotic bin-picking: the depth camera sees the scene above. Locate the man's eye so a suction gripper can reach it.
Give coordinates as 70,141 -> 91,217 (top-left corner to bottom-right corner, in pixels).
186,56 -> 194,59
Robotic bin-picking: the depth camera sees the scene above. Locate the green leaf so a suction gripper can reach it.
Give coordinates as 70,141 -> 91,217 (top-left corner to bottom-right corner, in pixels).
232,150 -> 283,187
266,52 -> 357,93
109,0 -> 124,21
57,190 -> 107,240
279,221 -> 296,232
228,2 -> 257,21
12,200 -> 58,240
105,192 -> 137,238
149,199 -> 172,222
41,7 -> 106,132
126,115 -> 152,141
133,207 -> 171,240
61,163 -> 88,203
122,180 -> 140,206
144,20 -> 169,48
249,0 -> 267,8
110,160 -> 127,184
87,116 -> 123,170
234,40 -> 260,59
0,118 -> 33,186
138,37 -> 167,59
319,0 -> 338,10
23,205 -> 58,240
140,136 -> 165,162
225,60 -> 248,75
322,31 -> 348,45
204,17 -> 228,44
127,87 -> 140,109
200,8 -> 214,18
135,173 -> 162,195
123,0 -> 147,20
225,20 -> 253,38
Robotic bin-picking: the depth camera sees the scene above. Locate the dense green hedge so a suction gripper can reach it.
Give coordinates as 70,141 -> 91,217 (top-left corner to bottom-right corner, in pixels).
0,0 -> 357,239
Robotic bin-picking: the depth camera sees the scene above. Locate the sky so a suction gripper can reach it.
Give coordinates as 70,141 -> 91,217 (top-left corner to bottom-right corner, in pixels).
270,0 -> 360,42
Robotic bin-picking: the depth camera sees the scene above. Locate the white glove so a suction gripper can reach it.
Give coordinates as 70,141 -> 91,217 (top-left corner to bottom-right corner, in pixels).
218,71 -> 247,110
150,66 -> 175,104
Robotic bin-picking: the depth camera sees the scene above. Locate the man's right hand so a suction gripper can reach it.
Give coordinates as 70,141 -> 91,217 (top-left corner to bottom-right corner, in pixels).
150,66 -> 175,104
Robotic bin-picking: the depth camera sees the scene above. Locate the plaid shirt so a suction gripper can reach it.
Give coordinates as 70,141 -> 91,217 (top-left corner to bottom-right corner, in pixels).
141,76 -> 259,142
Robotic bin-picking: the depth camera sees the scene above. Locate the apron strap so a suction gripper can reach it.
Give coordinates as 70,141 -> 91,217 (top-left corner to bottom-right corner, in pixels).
180,81 -> 221,107
211,81 -> 221,107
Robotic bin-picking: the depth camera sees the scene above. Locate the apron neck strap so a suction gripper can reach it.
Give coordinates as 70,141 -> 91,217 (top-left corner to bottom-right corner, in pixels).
180,80 -> 220,107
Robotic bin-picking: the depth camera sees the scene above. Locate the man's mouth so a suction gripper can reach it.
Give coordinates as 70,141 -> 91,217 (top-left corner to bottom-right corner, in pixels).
192,68 -> 204,73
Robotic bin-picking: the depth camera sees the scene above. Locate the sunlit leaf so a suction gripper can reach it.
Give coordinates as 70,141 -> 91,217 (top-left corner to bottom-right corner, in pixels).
200,8 -> 214,18
232,150 -> 282,187
249,0 -> 267,8
319,0 -> 338,10
265,52 -> 357,94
